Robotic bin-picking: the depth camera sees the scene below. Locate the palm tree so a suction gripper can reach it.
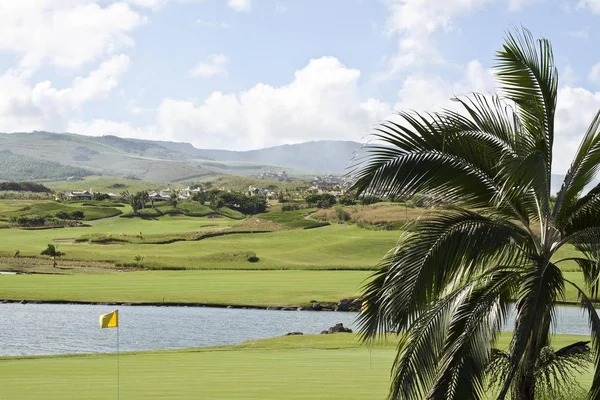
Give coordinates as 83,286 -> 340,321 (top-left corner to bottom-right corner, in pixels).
41,244 -> 65,268
353,28 -> 600,400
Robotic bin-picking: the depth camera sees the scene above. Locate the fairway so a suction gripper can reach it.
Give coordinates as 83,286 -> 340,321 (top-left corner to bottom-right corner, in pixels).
0,270 -> 370,306
0,334 -> 592,400
0,222 -> 399,270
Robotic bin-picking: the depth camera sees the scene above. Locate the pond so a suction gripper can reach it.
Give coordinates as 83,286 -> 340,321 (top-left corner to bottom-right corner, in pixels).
0,303 -> 592,357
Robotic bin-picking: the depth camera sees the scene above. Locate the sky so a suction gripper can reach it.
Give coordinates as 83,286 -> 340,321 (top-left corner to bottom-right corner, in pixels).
1,0 -> 600,173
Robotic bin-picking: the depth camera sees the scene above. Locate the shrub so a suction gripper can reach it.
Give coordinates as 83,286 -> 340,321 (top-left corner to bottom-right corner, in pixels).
71,210 -> 85,219
282,203 -> 302,211
306,193 -> 336,208
338,196 -> 356,206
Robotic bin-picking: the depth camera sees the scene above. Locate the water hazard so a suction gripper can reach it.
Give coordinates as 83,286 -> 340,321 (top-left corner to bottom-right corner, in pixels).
0,303 -> 593,357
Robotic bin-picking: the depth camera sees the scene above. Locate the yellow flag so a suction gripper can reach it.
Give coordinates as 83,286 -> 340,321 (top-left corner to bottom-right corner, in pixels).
99,310 -> 119,329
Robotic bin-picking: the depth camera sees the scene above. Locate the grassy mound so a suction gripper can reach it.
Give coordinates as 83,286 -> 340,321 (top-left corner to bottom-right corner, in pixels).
258,209 -> 329,229
0,201 -> 122,222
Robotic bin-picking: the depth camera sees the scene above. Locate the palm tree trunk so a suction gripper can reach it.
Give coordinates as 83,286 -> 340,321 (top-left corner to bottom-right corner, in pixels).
516,366 -> 536,400
53,255 -> 56,268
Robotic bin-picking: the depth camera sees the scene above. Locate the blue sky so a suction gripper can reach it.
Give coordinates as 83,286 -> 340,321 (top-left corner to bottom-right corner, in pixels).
0,0 -> 599,172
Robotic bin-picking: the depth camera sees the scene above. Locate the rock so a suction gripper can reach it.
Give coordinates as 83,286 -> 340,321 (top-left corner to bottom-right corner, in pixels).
320,330 -> 329,334
227,306 -> 233,309
336,299 -> 352,312
297,307 -> 304,311
311,302 -> 323,311
327,323 -> 352,334
281,307 -> 296,311
350,298 -> 363,311
310,300 -> 317,303
266,307 -> 280,310
285,332 -> 303,336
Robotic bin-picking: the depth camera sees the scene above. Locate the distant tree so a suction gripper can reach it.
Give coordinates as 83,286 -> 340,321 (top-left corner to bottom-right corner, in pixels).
121,190 -> 148,214
41,244 -> 65,268
192,189 -> 206,205
306,193 -> 336,208
92,192 -> 110,201
169,191 -> 179,208
338,195 -> 356,206
71,210 -> 85,220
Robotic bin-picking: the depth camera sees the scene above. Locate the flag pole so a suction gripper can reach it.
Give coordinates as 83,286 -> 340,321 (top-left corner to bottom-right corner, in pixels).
117,323 -> 120,400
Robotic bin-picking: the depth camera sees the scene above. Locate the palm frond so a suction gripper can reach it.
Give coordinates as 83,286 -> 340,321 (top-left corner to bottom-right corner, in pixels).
357,209 -> 531,340
563,279 -> 600,398
497,261 -> 564,399
426,268 -> 518,399
554,110 -> 600,221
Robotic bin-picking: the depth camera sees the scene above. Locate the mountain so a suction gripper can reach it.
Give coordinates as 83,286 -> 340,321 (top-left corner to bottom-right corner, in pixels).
0,132 -> 362,182
153,140 -> 364,174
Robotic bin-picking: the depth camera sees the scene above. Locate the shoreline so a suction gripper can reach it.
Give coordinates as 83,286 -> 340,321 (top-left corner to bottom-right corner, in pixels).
0,298 -> 360,312
0,298 -> 590,309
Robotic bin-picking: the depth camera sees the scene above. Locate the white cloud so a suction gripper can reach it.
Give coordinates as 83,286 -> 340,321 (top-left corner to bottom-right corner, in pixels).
32,55 -> 130,113
0,55 -> 130,133
73,57 -> 390,149
160,57 -> 391,148
67,118 -> 157,139
578,0 -> 600,13
589,63 -> 600,85
0,1 -> 144,71
228,0 -> 251,12
394,60 -> 495,112
127,99 -> 154,115
381,0 -> 493,76
554,86 -> 600,173
190,54 -> 229,78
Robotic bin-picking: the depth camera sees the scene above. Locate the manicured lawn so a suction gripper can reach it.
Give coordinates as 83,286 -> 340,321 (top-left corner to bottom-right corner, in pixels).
0,334 -> 592,400
0,270 -> 369,306
0,223 -> 399,270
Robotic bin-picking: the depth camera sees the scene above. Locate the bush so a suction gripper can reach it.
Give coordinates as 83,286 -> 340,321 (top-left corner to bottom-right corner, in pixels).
14,216 -> 46,226
306,193 -> 336,209
71,210 -> 85,219
56,211 -> 70,219
282,204 -> 302,211
338,196 -> 356,206
360,195 -> 383,205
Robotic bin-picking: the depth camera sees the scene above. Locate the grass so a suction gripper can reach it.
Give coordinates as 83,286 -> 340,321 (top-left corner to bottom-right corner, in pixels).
0,217 -> 398,269
314,203 -> 426,229
0,270 -> 368,306
0,333 -> 592,400
0,201 -> 123,222
0,270 -> 593,306
44,176 -> 166,194
257,208 -> 330,229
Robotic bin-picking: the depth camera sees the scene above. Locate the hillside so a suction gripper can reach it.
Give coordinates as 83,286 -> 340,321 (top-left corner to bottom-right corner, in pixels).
0,150 -> 91,181
0,132 -> 362,182
154,140 -> 364,174
0,132 -> 295,182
